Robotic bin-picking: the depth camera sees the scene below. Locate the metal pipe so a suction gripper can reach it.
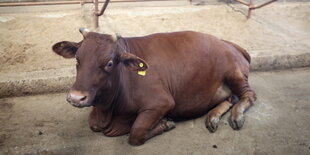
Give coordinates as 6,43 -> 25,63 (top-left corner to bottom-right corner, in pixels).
94,0 -> 99,28
96,0 -> 110,16
250,0 -> 277,10
234,0 -> 278,18
247,0 -> 253,18
234,0 -> 250,6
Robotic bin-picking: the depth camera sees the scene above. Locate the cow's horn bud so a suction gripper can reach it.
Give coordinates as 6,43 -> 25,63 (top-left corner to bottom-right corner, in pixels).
111,33 -> 121,42
111,33 -> 117,42
79,28 -> 90,37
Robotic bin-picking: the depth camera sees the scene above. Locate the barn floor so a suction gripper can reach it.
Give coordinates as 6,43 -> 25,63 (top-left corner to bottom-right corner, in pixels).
0,68 -> 309,155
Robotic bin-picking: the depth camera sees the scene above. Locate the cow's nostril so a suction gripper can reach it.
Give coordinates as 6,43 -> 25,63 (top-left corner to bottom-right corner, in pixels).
80,96 -> 87,101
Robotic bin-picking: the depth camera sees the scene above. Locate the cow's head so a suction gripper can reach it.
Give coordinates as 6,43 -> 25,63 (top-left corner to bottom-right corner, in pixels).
52,28 -> 148,108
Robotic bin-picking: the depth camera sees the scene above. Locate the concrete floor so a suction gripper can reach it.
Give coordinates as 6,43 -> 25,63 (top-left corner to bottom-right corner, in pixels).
0,68 -> 310,155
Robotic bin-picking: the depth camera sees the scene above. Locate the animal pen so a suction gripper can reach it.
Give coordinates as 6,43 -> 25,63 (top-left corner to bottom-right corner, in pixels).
0,0 -> 309,153
0,0 -> 277,28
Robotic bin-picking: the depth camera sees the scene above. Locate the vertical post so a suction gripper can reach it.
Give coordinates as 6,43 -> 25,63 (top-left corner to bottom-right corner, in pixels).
247,0 -> 253,19
80,0 -> 85,5
94,0 -> 99,28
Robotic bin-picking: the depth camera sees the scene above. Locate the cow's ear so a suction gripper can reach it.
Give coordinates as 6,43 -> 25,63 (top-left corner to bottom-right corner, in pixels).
119,53 -> 148,71
52,41 -> 81,58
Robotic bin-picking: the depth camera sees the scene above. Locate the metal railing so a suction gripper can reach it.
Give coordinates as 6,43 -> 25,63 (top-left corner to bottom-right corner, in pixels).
235,0 -> 277,18
0,0 -> 278,27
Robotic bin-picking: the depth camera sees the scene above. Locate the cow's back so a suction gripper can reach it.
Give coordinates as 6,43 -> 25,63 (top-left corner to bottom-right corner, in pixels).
125,31 -> 249,119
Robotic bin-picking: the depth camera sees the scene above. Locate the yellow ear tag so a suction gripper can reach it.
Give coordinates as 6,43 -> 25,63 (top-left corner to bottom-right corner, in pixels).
138,71 -> 146,76
137,63 -> 146,76
60,43 -> 64,47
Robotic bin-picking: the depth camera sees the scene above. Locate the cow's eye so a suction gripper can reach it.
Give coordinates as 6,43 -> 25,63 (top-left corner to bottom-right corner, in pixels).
104,60 -> 113,72
107,61 -> 113,67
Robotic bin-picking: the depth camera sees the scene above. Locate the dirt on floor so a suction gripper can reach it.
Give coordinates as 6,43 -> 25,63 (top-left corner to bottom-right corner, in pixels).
0,2 -> 309,74
0,68 -> 309,154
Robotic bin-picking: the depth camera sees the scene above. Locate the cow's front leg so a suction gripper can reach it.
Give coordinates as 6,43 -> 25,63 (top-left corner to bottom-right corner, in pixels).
145,118 -> 175,139
88,106 -> 113,132
129,109 -> 174,146
88,107 -> 104,132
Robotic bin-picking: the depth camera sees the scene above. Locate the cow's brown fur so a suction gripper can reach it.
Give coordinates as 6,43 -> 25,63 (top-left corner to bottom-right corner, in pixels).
52,30 -> 256,146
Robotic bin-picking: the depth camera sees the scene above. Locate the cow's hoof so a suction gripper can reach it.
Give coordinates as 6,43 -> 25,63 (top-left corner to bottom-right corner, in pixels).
205,115 -> 220,133
229,113 -> 245,130
160,118 -> 176,132
128,139 -> 145,146
90,125 -> 103,132
163,120 -> 176,132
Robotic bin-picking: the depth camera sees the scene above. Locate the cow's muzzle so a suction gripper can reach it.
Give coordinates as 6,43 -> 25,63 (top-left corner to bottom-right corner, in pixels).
66,90 -> 92,108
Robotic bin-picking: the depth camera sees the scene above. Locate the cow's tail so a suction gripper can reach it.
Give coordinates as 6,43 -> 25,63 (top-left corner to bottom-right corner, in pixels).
222,40 -> 251,64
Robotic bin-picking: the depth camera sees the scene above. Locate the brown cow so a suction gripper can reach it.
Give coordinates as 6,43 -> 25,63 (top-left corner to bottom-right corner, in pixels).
52,28 -> 256,146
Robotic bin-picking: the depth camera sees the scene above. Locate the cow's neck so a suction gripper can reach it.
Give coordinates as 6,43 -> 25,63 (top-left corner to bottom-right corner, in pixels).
92,38 -> 131,116
91,69 -> 125,129
93,70 -> 124,112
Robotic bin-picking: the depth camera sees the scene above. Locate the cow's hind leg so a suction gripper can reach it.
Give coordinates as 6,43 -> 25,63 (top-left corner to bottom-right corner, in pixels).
205,96 -> 237,132
226,69 -> 257,130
